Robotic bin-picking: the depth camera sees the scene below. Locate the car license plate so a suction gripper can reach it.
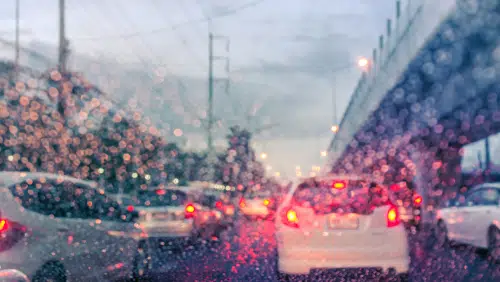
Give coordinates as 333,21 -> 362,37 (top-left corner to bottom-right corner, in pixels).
329,215 -> 359,230
153,213 -> 170,220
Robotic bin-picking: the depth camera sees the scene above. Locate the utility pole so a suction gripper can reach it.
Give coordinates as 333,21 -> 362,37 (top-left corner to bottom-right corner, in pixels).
14,0 -> 20,81
208,33 -> 214,151
207,32 -> 230,153
58,0 -> 68,73
332,75 -> 337,126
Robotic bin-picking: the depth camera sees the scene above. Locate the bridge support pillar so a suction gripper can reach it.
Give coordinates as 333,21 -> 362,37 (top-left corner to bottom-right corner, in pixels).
410,140 -> 462,224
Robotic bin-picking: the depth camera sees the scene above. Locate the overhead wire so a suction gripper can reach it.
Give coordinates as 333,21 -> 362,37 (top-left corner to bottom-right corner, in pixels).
73,0 -> 203,130
107,1 -> 204,125
70,0 -> 267,41
151,0 -> 206,70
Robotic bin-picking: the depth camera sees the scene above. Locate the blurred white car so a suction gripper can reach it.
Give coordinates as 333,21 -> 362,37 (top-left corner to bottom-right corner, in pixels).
129,187 -> 198,239
0,172 -> 142,282
117,186 -> 222,274
435,183 -> 500,262
239,189 -> 274,219
275,176 -> 410,280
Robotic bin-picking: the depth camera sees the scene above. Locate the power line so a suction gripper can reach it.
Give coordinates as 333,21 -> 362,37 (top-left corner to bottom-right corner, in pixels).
71,0 -> 266,41
71,1 -> 202,128
151,0 -> 206,69
105,2 -> 204,127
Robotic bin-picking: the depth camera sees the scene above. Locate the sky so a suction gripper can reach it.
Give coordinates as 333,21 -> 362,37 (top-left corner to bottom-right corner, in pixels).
0,0 -> 398,179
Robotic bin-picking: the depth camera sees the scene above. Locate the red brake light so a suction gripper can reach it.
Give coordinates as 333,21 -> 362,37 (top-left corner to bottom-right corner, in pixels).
185,204 -> 195,218
0,219 -> 8,232
281,207 -> 299,228
332,181 -> 346,190
239,198 -> 246,208
215,201 -> 223,209
126,205 -> 135,212
414,195 -> 422,205
156,189 -> 166,196
0,219 -> 25,252
387,206 -> 400,228
186,204 -> 195,213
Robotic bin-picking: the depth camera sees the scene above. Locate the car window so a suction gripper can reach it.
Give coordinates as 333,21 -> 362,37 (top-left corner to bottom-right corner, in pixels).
465,190 -> 484,206
292,178 -> 391,215
246,190 -> 271,199
9,178 -> 63,216
137,189 -> 188,207
54,181 -> 125,221
476,188 -> 499,206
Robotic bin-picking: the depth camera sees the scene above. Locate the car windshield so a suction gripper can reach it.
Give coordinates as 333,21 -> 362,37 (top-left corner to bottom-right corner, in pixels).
136,189 -> 187,207
292,178 -> 391,215
246,190 -> 271,199
3,1 -> 498,280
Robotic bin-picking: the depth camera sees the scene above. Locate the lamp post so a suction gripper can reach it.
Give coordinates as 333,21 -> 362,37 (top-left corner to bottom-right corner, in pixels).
330,57 -> 370,133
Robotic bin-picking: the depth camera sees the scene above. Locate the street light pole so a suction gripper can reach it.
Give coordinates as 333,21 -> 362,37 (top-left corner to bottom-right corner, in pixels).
332,75 -> 337,127
14,0 -> 20,81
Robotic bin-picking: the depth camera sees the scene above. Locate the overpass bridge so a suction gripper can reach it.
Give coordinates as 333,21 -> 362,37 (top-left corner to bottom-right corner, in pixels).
327,0 -> 500,220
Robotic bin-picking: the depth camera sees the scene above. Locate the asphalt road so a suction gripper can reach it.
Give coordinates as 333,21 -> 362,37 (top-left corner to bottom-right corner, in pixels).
143,219 -> 500,282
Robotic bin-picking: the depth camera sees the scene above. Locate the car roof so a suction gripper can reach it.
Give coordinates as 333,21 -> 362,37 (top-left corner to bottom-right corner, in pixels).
297,174 -> 379,184
0,171 -> 97,188
469,183 -> 500,191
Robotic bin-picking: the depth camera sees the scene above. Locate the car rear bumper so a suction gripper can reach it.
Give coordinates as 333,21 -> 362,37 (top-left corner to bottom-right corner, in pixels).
278,248 -> 409,275
140,220 -> 194,238
276,227 -> 410,275
240,206 -> 269,217
279,256 -> 409,275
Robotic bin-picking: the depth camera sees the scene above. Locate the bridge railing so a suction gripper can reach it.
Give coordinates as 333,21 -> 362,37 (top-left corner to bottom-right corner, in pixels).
329,0 -> 457,165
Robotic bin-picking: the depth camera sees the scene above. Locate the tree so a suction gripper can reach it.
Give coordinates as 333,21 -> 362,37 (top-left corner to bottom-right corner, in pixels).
218,125 -> 264,190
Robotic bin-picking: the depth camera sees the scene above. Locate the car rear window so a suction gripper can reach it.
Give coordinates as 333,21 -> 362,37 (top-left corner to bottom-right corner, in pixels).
292,178 -> 391,215
246,190 -> 271,199
137,189 -> 187,207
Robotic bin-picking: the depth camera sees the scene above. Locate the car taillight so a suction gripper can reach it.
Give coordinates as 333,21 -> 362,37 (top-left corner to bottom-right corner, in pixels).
239,198 -> 246,208
413,195 -> 422,206
0,219 -> 8,232
126,205 -> 135,212
281,207 -> 299,228
185,204 -> 195,219
332,181 -> 347,190
0,219 -> 25,252
387,206 -> 400,228
215,201 -> 223,209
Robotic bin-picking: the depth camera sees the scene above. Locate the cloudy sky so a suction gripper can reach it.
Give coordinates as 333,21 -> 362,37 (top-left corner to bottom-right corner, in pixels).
0,0 -> 399,178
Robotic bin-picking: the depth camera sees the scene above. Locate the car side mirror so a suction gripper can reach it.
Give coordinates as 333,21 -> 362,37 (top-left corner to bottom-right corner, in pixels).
122,210 -> 139,222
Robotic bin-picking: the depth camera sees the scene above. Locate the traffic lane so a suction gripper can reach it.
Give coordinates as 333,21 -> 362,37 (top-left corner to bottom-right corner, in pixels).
144,217 -> 277,281
410,229 -> 500,282
143,221 -> 500,281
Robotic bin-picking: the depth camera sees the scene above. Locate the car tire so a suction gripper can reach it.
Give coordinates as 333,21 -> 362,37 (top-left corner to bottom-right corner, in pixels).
275,251 -> 308,281
435,220 -> 449,248
488,226 -> 500,263
276,272 -> 308,282
32,261 -> 67,282
133,240 -> 151,280
397,273 -> 410,281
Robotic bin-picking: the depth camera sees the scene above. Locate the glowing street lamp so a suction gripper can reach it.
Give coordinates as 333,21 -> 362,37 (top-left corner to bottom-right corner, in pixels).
331,125 -> 339,133
260,153 -> 268,159
320,151 -> 327,157
357,57 -> 370,71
